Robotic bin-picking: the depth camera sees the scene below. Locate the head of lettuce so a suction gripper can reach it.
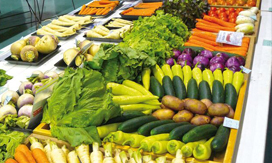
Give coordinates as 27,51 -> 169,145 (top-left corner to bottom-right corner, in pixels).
42,68 -> 121,147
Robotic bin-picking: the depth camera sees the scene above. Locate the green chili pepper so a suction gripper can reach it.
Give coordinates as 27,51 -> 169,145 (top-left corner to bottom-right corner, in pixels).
193,137 -> 214,160
171,61 -> 183,80
122,134 -> 146,148
112,96 -> 159,105
162,64 -> 173,80
151,141 -> 169,154
203,69 -> 214,91
192,64 -> 202,86
183,63 -> 192,89
213,69 -> 223,85
232,71 -> 244,94
103,131 -> 131,145
107,83 -> 142,96
139,134 -> 170,152
152,65 -> 164,85
223,68 -> 234,88
142,68 -> 151,91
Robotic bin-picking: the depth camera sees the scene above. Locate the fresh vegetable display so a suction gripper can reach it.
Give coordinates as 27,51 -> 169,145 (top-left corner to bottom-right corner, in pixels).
10,35 -> 59,62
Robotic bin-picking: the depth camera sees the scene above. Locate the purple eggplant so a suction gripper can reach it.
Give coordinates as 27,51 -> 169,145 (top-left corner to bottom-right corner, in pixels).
182,48 -> 196,58
215,53 -> 229,61
178,53 -> 193,63
173,49 -> 181,59
226,56 -> 241,68
228,65 -> 241,73
210,56 -> 225,66
210,63 -> 225,72
177,60 -> 192,68
193,56 -> 209,67
199,50 -> 213,59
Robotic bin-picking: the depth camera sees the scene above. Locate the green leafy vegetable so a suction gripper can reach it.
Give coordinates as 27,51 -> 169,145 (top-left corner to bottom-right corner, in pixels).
42,68 -> 121,147
85,43 -> 156,83
162,0 -> 209,29
0,131 -> 26,163
0,69 -> 12,86
119,12 -> 190,65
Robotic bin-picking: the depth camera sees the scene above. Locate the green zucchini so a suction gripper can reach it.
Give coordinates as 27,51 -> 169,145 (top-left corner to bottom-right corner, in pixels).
225,83 -> 238,110
182,124 -> 217,143
150,122 -> 189,135
169,124 -> 196,140
106,111 -> 146,124
138,120 -> 174,136
150,76 -> 164,99
212,80 -> 225,103
162,76 -> 176,96
199,80 -> 212,100
173,76 -> 187,100
211,125 -> 230,152
118,116 -> 157,133
187,78 -> 199,99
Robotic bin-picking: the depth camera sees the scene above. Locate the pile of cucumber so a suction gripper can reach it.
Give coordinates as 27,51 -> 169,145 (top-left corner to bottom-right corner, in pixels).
117,115 -> 230,153
150,75 -> 238,110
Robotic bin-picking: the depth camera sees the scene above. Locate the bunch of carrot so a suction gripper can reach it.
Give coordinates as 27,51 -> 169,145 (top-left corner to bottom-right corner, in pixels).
134,2 -> 163,9
78,0 -> 119,15
193,15 -> 236,33
185,31 -> 250,56
5,144 -> 49,163
121,7 -> 156,16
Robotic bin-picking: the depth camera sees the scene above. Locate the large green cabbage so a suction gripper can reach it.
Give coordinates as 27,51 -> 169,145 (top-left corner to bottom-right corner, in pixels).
42,68 -> 121,146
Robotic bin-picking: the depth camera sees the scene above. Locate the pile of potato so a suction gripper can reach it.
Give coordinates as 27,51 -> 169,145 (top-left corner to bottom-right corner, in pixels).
152,95 -> 235,126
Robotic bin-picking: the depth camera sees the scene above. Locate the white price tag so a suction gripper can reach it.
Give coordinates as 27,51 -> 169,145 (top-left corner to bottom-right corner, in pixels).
4,95 -> 12,105
223,117 -> 239,129
216,31 -> 244,46
240,66 -> 251,74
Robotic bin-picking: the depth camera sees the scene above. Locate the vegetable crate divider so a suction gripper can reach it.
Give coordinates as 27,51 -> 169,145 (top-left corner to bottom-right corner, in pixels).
209,0 -> 261,9
33,81 -> 248,163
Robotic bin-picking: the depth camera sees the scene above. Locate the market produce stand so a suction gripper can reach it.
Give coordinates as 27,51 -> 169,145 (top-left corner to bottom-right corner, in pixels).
0,0 -> 271,162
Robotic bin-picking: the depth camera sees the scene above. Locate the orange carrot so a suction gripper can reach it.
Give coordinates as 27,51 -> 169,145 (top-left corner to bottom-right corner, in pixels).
102,8 -> 111,15
5,159 -> 18,163
32,149 -> 49,163
90,8 -> 98,15
203,15 -> 236,28
121,8 -> 133,15
193,31 -> 217,41
14,151 -> 30,163
187,40 -> 216,51
192,28 -> 203,32
96,8 -> 105,15
196,19 -> 222,27
78,5 -> 87,15
189,36 -> 218,46
196,24 -> 220,33
81,7 -> 91,15
196,22 -> 236,31
15,145 -> 36,163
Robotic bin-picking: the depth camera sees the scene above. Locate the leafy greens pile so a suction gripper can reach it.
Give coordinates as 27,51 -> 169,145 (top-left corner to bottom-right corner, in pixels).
42,68 -> 121,147
162,0 -> 209,29
0,124 -> 26,163
119,12 -> 190,65
0,69 -> 12,86
85,43 -> 156,83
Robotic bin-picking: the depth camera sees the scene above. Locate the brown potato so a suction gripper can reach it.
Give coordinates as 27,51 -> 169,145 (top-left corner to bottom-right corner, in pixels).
226,105 -> 235,118
208,103 -> 230,116
201,99 -> 213,108
211,117 -> 224,126
184,99 -> 207,115
162,95 -> 184,111
173,110 -> 194,122
190,115 -> 211,126
152,109 -> 175,120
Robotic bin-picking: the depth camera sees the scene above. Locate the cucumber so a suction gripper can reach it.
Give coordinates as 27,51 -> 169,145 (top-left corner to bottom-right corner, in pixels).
106,111 -> 146,124
187,78 -> 199,99
225,83 -> 238,110
211,125 -> 230,152
212,80 -> 225,103
162,76 -> 176,96
150,122 -> 189,135
150,76 -> 164,99
138,120 -> 174,136
182,124 -> 217,143
173,76 -> 187,100
118,116 -> 157,133
199,80 -> 212,100
169,124 -> 196,140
